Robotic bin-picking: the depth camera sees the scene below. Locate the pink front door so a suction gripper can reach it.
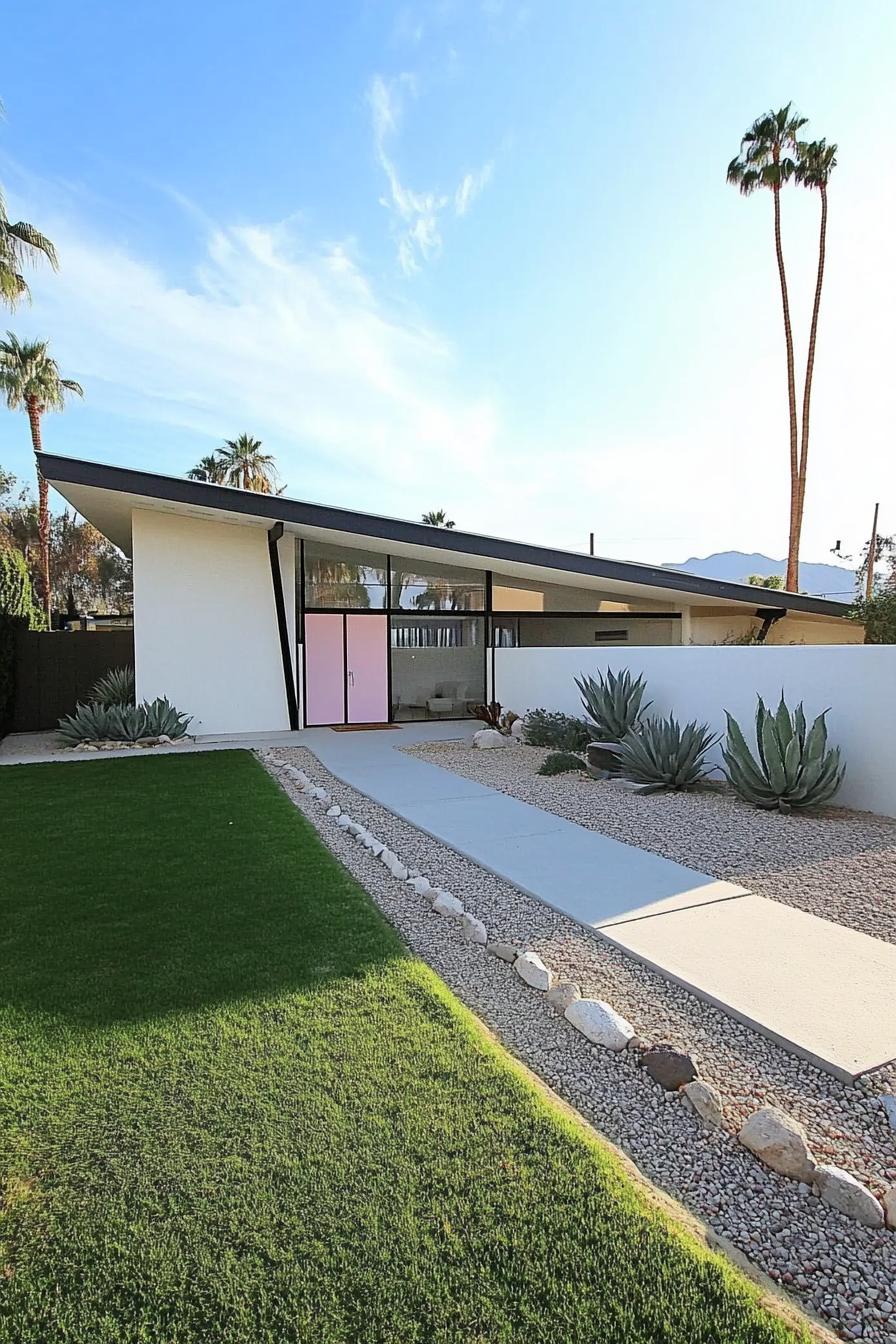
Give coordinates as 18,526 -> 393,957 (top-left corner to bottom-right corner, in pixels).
346,615 -> 389,723
304,613 -> 345,726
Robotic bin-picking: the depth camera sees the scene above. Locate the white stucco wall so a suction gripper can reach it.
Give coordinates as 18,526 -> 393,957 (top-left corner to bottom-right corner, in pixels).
132,509 -> 293,736
495,644 -> 896,817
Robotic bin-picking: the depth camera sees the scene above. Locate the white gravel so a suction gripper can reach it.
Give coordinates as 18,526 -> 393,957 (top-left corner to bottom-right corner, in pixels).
266,745 -> 896,1344
405,740 -> 896,947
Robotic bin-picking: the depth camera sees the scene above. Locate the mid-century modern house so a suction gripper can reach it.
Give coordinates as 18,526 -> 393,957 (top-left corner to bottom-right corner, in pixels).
42,454 -> 862,738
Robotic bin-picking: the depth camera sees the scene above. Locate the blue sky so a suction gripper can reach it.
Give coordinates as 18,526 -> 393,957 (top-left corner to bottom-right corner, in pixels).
1,0 -> 893,568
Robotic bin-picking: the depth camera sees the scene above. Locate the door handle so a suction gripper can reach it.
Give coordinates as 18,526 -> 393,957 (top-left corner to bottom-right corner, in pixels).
348,670 -> 355,686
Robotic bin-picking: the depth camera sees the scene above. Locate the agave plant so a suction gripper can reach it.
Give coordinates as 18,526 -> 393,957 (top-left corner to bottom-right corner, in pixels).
91,666 -> 136,707
722,695 -> 845,812
57,701 -> 123,746
57,696 -> 192,746
575,667 -> 651,741
615,716 -> 719,792
139,697 -> 192,739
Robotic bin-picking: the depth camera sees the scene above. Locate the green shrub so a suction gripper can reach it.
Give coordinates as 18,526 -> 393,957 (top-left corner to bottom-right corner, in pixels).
0,547 -> 44,733
722,695 -> 845,812
536,751 -> 587,776
575,667 -> 650,740
91,666 -> 136,706
849,590 -> 896,644
57,697 -> 192,747
615,716 -> 718,792
522,709 -> 591,751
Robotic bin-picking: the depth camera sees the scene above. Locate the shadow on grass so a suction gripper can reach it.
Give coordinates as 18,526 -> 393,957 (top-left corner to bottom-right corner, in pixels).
0,750 -> 403,1027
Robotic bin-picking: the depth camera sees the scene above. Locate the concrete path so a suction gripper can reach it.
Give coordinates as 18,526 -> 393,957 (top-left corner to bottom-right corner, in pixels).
297,724 -> 896,1082
6,721 -> 895,1079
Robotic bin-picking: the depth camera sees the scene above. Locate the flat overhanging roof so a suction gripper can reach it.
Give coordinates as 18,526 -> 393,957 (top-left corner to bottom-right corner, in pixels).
40,452 -> 852,620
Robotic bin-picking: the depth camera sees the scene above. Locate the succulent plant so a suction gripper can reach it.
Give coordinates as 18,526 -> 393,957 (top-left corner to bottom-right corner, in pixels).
91,666 -> 136,707
615,716 -> 718,792
575,667 -> 651,741
469,703 -> 519,735
57,696 -> 192,746
57,701 -> 124,746
722,695 -> 845,812
522,709 -> 592,752
536,750 -> 588,776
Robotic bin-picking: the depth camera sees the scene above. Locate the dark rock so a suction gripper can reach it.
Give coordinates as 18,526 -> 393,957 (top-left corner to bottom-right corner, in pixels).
585,741 -> 623,775
642,1044 -> 698,1090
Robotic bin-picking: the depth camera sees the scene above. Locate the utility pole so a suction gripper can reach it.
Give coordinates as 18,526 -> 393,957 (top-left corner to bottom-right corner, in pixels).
866,502 -> 880,601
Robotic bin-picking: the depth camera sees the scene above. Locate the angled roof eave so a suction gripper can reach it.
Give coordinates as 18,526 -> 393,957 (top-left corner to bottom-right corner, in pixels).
39,453 -> 853,620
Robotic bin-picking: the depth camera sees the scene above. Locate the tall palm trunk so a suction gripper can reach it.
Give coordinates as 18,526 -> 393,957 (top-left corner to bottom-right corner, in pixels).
795,182 -> 828,546
771,177 -> 800,592
26,395 -> 51,625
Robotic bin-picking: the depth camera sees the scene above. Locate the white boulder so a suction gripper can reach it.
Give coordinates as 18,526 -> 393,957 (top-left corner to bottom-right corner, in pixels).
337,815 -> 351,830
682,1079 -> 724,1129
326,805 -> 341,817
379,848 -> 395,866
473,729 -> 510,750
410,876 -> 433,898
389,860 -> 409,881
738,1106 -> 816,1182
514,951 -> 552,992
814,1165 -> 884,1228
460,913 -> 488,944
510,717 -> 525,739
883,1185 -> 896,1230
564,998 -> 634,1051
432,892 -> 464,918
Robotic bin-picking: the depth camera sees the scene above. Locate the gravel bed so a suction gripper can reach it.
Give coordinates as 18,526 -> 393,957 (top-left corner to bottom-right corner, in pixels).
266,745 -> 896,1344
405,740 -> 896,947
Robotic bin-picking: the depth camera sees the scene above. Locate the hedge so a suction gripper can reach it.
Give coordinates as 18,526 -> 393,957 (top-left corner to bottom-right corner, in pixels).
0,547 -> 44,733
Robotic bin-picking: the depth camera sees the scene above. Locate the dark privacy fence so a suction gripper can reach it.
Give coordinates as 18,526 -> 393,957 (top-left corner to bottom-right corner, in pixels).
9,630 -> 135,733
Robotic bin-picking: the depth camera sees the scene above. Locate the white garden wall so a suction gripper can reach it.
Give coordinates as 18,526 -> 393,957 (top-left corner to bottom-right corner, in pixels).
133,509 -> 293,737
494,645 -> 896,817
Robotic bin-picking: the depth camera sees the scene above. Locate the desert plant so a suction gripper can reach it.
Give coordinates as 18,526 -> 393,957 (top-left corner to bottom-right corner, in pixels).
523,709 -> 592,752
575,667 -> 651,741
57,701 -> 124,746
722,695 -> 845,812
57,696 -> 192,746
91,666 -> 136,707
537,751 -> 588,776
615,716 -> 719,793
469,701 -> 503,730
140,696 -> 192,739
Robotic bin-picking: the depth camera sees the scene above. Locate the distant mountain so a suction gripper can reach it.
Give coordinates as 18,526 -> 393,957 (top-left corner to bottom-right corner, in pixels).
661,551 -> 856,602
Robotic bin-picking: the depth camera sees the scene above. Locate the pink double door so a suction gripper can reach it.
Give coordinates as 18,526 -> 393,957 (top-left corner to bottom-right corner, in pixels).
304,613 -> 389,726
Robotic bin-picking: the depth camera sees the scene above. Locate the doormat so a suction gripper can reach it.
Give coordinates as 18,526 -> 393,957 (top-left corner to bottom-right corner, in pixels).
329,723 -> 402,732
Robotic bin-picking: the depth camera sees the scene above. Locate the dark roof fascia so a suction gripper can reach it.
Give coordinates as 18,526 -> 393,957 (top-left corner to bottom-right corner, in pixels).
40,453 -> 852,619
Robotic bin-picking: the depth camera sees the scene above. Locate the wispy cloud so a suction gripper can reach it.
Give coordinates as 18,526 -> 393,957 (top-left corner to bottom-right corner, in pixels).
368,73 -> 493,275
13,201 -> 503,501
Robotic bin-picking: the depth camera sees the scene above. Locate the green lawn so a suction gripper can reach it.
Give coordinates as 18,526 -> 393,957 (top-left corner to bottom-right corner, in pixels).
0,751 -> 807,1343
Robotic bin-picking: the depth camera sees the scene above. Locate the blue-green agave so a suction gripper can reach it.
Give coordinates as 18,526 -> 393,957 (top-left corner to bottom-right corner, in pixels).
57,696 -> 192,746
615,715 -> 718,792
575,667 -> 651,741
722,695 -> 845,812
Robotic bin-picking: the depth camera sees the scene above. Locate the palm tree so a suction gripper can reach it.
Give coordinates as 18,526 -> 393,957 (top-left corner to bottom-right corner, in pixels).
216,434 -> 280,493
421,508 -> 455,529
728,104 -> 807,591
794,138 -> 837,545
0,333 -> 83,623
186,453 -> 227,484
0,101 -> 58,308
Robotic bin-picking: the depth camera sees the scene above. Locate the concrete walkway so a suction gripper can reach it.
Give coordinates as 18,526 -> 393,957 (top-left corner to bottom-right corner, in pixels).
297,724 -> 896,1083
5,722 -> 895,1080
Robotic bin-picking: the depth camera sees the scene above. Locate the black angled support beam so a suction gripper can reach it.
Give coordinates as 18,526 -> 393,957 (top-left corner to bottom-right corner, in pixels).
268,523 -> 299,730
